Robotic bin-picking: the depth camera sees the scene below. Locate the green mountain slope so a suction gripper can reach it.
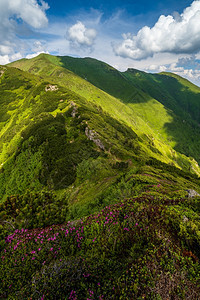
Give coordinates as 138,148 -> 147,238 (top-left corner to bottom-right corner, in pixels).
9,54 -> 200,166
124,69 -> 200,161
0,65 -> 143,200
0,64 -> 178,198
0,55 -> 200,299
0,60 -> 199,203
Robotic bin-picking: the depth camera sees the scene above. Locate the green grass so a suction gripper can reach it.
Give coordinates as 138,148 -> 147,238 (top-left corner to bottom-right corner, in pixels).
0,55 -> 200,299
0,56 -> 199,202
0,65 -> 147,200
9,55 -> 200,170
9,54 -> 200,166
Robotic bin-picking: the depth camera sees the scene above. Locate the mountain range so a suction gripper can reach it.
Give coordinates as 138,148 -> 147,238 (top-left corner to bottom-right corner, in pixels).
0,54 -> 200,299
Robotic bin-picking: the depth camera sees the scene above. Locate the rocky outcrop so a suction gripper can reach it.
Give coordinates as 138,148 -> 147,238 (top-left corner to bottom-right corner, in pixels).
70,101 -> 78,118
0,67 -> 6,77
85,127 -> 105,150
0,70 -> 5,77
45,84 -> 58,92
186,189 -> 200,198
182,215 -> 189,223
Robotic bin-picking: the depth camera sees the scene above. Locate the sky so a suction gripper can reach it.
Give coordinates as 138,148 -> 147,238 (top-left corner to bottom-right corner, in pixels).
1,0 -> 200,85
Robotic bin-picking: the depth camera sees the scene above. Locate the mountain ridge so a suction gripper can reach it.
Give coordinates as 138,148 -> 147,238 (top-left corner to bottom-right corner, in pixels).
9,54 -> 200,165
1,54 -> 200,299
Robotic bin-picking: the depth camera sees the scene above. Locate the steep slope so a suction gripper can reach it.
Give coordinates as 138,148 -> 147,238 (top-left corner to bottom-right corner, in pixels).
2,64 -> 192,201
0,63 -> 199,201
0,57 -> 200,299
124,69 -> 200,161
0,65 -> 143,200
9,55 -> 140,102
9,54 -> 200,165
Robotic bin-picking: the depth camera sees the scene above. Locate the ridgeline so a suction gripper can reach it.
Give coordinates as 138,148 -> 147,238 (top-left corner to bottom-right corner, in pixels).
0,54 -> 200,299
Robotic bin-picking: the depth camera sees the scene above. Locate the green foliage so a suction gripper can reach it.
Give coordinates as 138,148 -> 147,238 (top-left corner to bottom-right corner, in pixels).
164,201 -> 200,252
1,53 -> 200,300
0,191 -> 68,244
9,53 -> 200,174
1,195 -> 200,299
19,53 -> 200,165
76,157 -> 113,183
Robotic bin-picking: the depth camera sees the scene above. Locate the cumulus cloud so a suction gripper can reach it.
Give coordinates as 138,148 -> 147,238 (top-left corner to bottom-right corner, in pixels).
26,41 -> 49,59
114,0 -> 200,60
0,53 -> 23,65
67,21 -> 97,49
6,0 -> 49,29
0,0 -> 49,64
148,64 -> 167,72
144,56 -> 200,86
168,65 -> 200,83
26,51 -> 49,59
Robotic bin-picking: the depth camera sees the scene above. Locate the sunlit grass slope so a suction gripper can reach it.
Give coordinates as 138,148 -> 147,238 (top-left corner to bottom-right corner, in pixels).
0,55 -> 200,300
124,69 -> 200,161
0,65 -> 142,199
1,64 -> 194,201
0,61 -> 199,203
9,54 -> 200,172
9,54 -> 200,166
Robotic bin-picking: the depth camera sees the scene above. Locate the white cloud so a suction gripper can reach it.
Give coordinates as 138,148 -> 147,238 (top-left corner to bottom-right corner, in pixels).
7,0 -> 49,29
114,0 -> 200,60
144,58 -> 200,86
10,52 -> 23,61
0,0 -> 49,63
0,55 -> 10,65
24,39 -> 51,59
0,52 -> 23,65
0,45 -> 12,56
26,50 -> 49,59
67,21 -> 97,49
169,63 -> 200,83
148,64 -> 167,72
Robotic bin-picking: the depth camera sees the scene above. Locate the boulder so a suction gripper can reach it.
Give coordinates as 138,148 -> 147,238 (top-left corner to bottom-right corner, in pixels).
186,189 -> 200,198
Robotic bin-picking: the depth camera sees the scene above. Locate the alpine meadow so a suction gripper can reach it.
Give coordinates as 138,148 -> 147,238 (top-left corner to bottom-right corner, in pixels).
0,52 -> 200,299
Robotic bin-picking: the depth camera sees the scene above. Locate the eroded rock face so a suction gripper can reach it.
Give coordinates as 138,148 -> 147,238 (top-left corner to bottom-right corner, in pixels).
70,101 -> 78,118
85,127 -> 105,150
0,69 -> 5,77
183,215 -> 189,223
186,189 -> 200,198
45,84 -> 58,92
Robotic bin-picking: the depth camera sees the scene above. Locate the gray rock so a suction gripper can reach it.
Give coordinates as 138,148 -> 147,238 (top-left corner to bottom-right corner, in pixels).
70,101 -> 78,118
183,215 -> 189,223
186,189 -> 200,198
85,127 -> 105,150
45,84 -> 58,92
0,70 -> 5,77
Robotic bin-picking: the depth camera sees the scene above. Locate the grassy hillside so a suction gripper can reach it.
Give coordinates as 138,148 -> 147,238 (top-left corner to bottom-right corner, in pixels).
1,63 -> 186,200
0,55 -> 200,299
0,65 -> 143,200
124,69 -> 200,161
9,54 -> 200,165
1,55 -> 200,201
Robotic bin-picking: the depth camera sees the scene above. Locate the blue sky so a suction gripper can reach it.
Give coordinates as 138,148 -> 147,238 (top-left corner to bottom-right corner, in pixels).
1,0 -> 200,85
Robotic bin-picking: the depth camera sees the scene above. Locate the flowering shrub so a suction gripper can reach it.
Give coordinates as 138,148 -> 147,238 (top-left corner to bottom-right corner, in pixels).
1,195 -> 200,299
0,191 -> 68,246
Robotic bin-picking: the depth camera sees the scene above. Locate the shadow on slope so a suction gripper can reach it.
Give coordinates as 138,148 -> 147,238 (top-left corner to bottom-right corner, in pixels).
57,57 -> 200,165
8,55 -> 200,166
124,69 -> 200,163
